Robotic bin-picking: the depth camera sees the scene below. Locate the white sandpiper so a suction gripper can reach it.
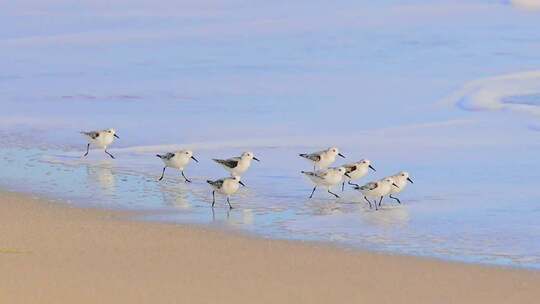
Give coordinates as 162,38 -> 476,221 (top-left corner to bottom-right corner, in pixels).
341,159 -> 376,191
156,150 -> 199,182
81,128 -> 119,159
301,166 -> 350,199
383,171 -> 414,206
207,176 -> 245,209
299,147 -> 345,170
212,151 -> 260,178
354,177 -> 398,210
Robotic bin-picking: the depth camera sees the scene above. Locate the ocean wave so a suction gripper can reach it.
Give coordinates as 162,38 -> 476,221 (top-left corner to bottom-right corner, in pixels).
441,70 -> 540,117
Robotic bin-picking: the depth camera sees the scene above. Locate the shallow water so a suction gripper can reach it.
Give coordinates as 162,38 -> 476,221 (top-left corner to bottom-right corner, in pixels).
2,0 -> 540,268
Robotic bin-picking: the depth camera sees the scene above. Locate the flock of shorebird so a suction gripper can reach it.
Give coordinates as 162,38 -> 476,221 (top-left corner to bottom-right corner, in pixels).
81,128 -> 413,210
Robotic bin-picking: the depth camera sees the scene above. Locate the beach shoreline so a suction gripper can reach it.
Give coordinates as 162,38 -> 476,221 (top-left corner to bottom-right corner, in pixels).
0,190 -> 539,303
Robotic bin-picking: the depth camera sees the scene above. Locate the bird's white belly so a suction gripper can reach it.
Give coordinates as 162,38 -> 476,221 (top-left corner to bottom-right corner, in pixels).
349,168 -> 368,180
220,181 -> 240,195
92,135 -> 113,148
317,157 -> 334,169
324,174 -> 343,186
168,157 -> 188,169
231,161 -> 249,176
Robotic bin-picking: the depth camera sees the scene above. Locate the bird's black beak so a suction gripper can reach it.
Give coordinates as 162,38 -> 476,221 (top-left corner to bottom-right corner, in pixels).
114,134 -> 120,139
407,177 -> 414,184
191,156 -> 199,163
345,172 -> 351,178
253,157 -> 260,162
239,181 -> 246,187
392,183 -> 399,188
369,165 -> 376,172
338,153 -> 345,158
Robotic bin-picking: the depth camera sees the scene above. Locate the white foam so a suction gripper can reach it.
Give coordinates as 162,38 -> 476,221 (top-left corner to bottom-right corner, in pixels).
511,0 -> 540,10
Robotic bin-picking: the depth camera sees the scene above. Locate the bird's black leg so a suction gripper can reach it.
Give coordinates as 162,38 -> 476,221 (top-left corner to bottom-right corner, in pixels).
348,181 -> 359,188
158,167 -> 166,181
390,194 -> 402,204
364,196 -> 372,209
104,149 -> 115,159
227,197 -> 233,209
212,191 -> 216,207
341,182 -> 345,192
328,189 -> 340,198
181,171 -> 192,183
83,143 -> 90,157
378,196 -> 383,207
309,186 -> 317,199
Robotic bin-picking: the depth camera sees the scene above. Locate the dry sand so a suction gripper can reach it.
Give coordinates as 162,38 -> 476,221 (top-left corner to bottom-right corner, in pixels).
0,191 -> 538,304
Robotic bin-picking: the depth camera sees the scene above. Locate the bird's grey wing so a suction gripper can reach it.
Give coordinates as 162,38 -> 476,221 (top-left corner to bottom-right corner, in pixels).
302,170 -> 327,179
344,164 -> 357,173
162,152 -> 175,160
360,182 -> 378,191
81,131 -> 100,139
207,178 -> 225,188
213,158 -> 239,169
301,171 -> 316,177
299,153 -> 321,162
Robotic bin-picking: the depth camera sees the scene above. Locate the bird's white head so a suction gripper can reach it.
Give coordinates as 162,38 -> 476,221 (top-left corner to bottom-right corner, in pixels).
397,171 -> 409,178
181,150 -> 198,162
231,175 -> 246,186
241,151 -> 260,162
359,159 -> 376,171
396,171 -> 413,183
106,128 -> 119,138
182,150 -> 193,157
327,147 -> 345,158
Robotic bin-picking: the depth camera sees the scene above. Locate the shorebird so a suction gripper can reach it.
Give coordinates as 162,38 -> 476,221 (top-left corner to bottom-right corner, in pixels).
301,167 -> 350,199
354,177 -> 398,210
213,151 -> 259,178
207,176 -> 245,209
341,159 -> 376,191
81,128 -> 119,159
383,171 -> 414,205
156,150 -> 199,182
299,147 -> 345,170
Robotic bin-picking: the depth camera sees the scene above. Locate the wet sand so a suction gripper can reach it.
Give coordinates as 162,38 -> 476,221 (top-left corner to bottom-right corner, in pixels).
0,191 -> 538,303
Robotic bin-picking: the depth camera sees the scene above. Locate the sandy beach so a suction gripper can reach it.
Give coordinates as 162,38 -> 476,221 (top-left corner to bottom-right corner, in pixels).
0,191 -> 537,303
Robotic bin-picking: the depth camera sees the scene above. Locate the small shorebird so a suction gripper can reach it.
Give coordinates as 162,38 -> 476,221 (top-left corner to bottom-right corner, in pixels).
354,177 -> 398,210
156,150 -> 199,182
384,171 -> 413,205
301,167 -> 350,199
299,147 -> 345,170
213,151 -> 260,178
207,176 -> 245,209
341,159 -> 376,191
81,128 -> 119,159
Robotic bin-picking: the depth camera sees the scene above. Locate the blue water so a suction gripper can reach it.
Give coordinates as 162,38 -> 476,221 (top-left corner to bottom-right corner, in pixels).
1,0 -> 540,268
